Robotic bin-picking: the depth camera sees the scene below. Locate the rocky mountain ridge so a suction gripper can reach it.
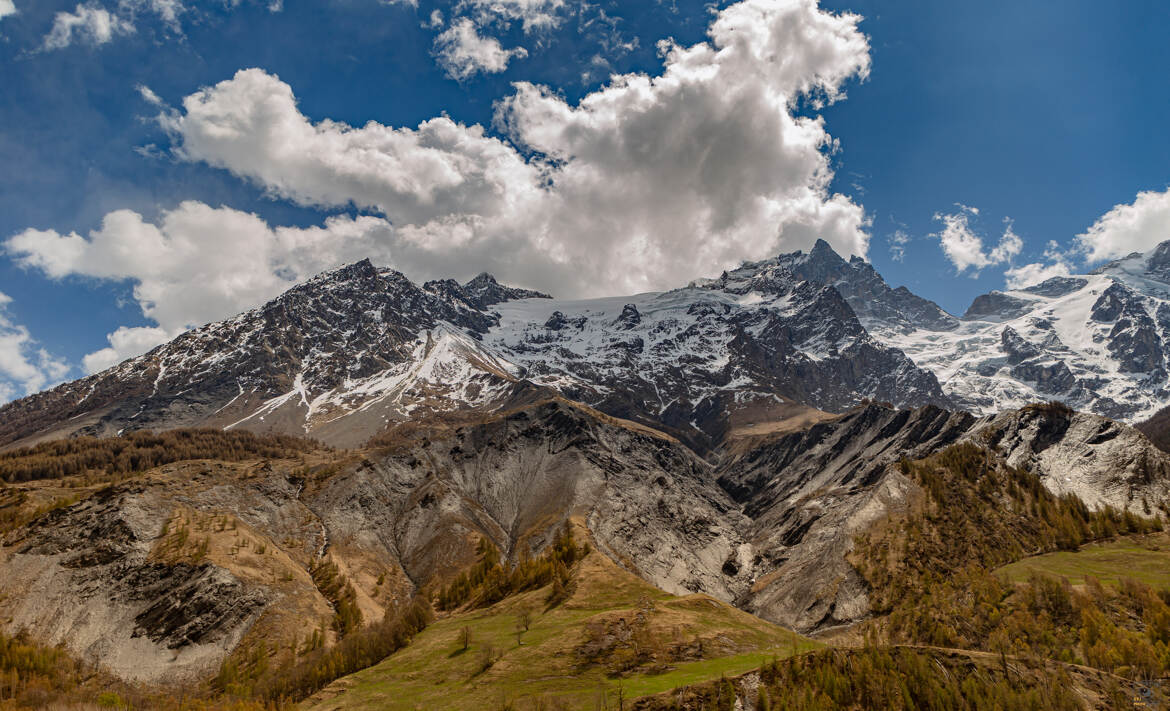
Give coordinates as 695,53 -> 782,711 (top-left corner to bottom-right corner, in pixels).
3,243 -> 1170,708
714,237 -> 1170,425
0,254 -> 949,452
846,241 -> 1170,423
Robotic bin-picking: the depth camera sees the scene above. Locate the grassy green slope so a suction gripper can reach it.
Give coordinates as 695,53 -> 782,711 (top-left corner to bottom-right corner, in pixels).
996,532 -> 1170,589
304,552 -> 818,711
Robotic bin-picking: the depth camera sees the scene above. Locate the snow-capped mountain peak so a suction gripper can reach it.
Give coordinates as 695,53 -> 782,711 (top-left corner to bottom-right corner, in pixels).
10,238 -> 1170,451
0,254 -> 948,451
882,240 -> 1170,421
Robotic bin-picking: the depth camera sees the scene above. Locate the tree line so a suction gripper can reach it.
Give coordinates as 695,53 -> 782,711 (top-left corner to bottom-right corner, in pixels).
0,428 -> 320,484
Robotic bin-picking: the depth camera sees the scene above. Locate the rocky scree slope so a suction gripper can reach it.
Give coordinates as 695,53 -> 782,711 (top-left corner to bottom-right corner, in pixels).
0,457 -> 335,684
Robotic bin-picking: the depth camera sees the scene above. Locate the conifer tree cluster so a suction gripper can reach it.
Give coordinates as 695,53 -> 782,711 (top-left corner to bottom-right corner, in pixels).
0,428 -> 319,484
851,441 -> 1170,686
858,441 -> 1163,615
310,560 -> 363,636
215,597 -> 432,704
437,522 -> 589,611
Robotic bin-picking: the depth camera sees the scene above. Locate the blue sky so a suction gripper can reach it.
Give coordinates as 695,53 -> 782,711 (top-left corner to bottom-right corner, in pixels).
0,0 -> 1168,401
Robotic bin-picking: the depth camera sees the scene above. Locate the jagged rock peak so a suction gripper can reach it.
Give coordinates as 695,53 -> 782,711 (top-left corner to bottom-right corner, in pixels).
1147,239 -> 1170,277
770,239 -> 958,334
462,272 -> 552,307
809,236 -> 849,263
277,258 -> 381,296
962,291 -> 1032,321
614,303 -> 642,329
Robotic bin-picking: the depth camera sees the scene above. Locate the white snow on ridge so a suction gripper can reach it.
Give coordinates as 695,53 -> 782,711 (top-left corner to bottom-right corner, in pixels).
484,278 -> 810,407
226,323 -> 526,432
870,247 -> 1170,422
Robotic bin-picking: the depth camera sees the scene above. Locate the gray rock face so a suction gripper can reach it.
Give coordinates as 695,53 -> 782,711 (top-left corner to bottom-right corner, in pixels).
715,404 -> 974,630
774,239 -> 959,333
0,482 -> 276,683
1091,282 -> 1136,323
973,405 -> 1170,513
1018,277 -> 1089,298
999,327 -> 1079,393
126,563 -> 268,650
1001,327 -> 1042,364
963,291 -> 1033,321
305,401 -> 758,606
287,401 -> 983,633
1106,304 -> 1165,374
1147,241 -> 1170,281
1010,359 -> 1078,394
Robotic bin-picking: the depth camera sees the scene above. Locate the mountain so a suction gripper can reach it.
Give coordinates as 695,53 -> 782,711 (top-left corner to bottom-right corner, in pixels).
774,238 -> 959,334
749,238 -> 1170,425
869,242 -> 1170,422
0,261 -> 549,450
5,244 -> 1170,709
0,254 -> 949,452
6,238 -> 1170,454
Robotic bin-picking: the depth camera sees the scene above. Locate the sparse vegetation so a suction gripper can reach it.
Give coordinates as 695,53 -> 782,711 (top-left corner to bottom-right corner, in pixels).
298,552 -> 817,711
215,596 -> 431,704
0,629 -> 274,710
855,442 -> 1161,617
0,489 -> 77,535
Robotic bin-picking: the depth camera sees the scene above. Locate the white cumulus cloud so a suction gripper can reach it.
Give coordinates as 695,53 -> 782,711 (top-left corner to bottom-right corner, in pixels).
1076,188 -> 1170,264
6,203 -> 398,370
462,0 -> 566,32
933,205 -> 1021,275
0,1 -> 16,21
0,292 -> 69,403
1003,240 -> 1073,290
158,0 -> 872,300
1004,261 -> 1071,290
43,3 -> 134,50
82,325 -> 173,374
120,0 -> 184,30
433,17 -> 528,79
10,0 -> 875,377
